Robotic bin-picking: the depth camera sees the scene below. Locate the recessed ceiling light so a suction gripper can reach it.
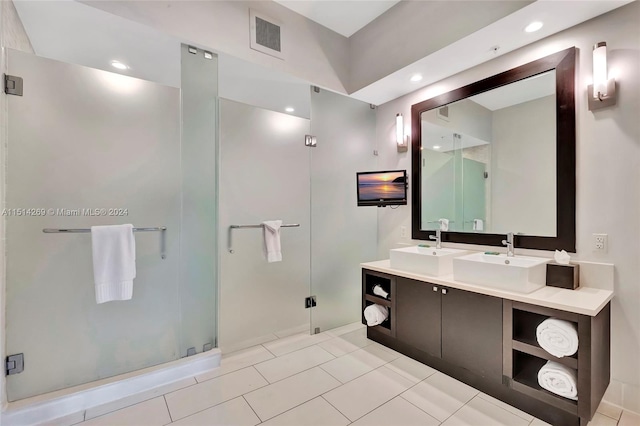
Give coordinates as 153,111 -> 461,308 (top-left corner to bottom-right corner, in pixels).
285,107 -> 295,113
111,60 -> 128,70
525,21 -> 543,33
410,74 -> 423,82
433,145 -> 441,150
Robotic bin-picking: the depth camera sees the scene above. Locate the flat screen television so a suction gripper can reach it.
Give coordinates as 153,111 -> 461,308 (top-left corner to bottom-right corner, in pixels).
357,170 -> 408,207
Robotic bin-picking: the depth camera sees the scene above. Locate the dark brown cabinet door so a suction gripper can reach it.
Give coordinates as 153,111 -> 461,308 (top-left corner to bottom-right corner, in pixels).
441,288 -> 503,382
395,277 -> 442,357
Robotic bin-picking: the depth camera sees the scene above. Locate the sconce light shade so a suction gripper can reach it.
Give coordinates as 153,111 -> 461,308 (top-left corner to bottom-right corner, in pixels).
396,113 -> 408,152
588,41 -> 616,111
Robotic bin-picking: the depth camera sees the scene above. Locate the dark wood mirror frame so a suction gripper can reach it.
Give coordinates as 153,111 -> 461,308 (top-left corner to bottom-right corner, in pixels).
411,47 -> 576,252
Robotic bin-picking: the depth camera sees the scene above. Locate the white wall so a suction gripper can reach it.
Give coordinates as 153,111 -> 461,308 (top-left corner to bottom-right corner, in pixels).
348,0 -> 530,93
81,0 -> 350,94
376,2 -> 640,412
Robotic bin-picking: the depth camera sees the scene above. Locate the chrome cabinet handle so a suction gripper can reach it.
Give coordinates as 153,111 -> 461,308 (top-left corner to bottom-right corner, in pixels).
433,286 -> 438,292
442,288 -> 448,295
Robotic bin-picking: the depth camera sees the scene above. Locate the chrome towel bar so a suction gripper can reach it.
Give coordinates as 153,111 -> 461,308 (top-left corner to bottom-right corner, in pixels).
228,223 -> 299,253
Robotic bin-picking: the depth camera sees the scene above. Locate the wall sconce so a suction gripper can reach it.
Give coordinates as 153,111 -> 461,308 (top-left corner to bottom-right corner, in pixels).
396,113 -> 408,152
588,42 -> 616,111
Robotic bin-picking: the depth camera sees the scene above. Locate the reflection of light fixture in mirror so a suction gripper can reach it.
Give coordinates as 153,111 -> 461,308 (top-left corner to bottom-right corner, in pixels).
588,42 -> 616,111
524,21 -> 543,33
396,113 -> 408,152
410,74 -> 423,82
110,60 -> 128,70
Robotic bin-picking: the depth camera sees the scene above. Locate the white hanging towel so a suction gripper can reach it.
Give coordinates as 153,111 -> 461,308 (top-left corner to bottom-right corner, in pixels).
537,360 -> 578,400
262,220 -> 283,263
536,318 -> 579,357
473,219 -> 484,231
91,224 -> 136,304
439,218 -> 449,231
364,304 -> 389,326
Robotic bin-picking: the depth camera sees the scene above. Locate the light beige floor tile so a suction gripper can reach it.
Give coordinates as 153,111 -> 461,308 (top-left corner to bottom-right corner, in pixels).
401,372 -> 478,421
262,332 -> 332,357
597,400 -> 623,421
244,367 -> 341,421
81,397 -> 170,426
530,418 -> 553,426
359,342 -> 402,362
169,397 -> 260,426
618,410 -> 640,426
196,345 -> 274,383
351,396 -> 440,426
39,411 -> 85,426
320,346 -> 392,383
164,367 -> 267,421
441,396 -> 529,426
255,345 -> 335,383
587,412 -> 619,426
85,377 -> 197,420
477,392 -> 534,422
323,366 -> 416,421
319,328 -> 375,357
260,397 -> 349,426
324,322 -> 366,337
384,355 -> 437,384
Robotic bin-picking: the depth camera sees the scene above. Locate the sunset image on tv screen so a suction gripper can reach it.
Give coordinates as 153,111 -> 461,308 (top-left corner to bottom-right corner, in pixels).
358,172 -> 406,200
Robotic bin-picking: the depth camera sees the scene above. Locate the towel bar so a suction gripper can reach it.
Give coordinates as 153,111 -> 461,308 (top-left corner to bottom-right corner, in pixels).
42,226 -> 167,259
228,223 -> 299,253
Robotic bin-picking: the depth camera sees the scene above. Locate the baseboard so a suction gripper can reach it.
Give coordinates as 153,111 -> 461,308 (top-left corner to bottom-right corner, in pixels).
1,349 -> 221,426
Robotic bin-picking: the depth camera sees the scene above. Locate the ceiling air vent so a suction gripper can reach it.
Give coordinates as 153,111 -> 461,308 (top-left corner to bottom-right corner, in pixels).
437,105 -> 450,122
250,10 -> 284,60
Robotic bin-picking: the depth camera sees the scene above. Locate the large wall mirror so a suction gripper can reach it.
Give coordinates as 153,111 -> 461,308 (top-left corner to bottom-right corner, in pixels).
411,47 -> 576,251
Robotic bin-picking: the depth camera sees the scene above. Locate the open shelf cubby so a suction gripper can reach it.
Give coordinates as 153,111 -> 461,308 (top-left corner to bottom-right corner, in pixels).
512,350 -> 578,413
512,309 -> 578,361
364,274 -> 392,300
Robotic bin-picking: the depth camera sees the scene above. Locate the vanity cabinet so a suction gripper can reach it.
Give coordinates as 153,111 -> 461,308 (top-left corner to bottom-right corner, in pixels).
395,277 -> 503,382
362,265 -> 612,426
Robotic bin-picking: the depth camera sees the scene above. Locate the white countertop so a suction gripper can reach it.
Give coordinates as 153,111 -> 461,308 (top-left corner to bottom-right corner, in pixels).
362,259 -> 613,316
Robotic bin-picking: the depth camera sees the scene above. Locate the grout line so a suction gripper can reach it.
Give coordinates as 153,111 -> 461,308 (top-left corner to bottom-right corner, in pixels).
321,394 -> 353,422
242,395 -> 262,423
251,365 -> 271,385
163,394 -> 173,423
260,343 -> 277,358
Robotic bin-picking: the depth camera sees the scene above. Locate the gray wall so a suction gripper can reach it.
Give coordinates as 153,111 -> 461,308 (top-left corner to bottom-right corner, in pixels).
491,95 -> 556,236
375,2 -> 640,412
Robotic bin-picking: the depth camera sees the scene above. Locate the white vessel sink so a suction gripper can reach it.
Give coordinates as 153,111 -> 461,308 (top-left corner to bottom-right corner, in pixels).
452,252 -> 550,293
390,246 -> 468,277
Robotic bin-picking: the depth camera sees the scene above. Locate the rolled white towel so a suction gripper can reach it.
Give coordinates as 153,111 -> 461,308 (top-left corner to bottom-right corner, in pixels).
536,318 -> 578,357
372,285 -> 389,299
537,360 -> 578,400
364,304 -> 389,326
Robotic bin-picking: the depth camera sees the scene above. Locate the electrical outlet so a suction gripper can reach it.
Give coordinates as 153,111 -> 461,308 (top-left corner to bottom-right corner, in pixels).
593,233 -> 608,252
400,226 -> 407,238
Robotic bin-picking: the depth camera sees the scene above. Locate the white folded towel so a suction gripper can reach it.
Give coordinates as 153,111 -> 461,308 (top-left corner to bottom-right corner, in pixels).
91,224 -> 136,304
439,218 -> 449,231
536,318 -> 578,357
364,304 -> 389,326
473,219 -> 484,231
537,360 -> 578,400
262,220 -> 282,263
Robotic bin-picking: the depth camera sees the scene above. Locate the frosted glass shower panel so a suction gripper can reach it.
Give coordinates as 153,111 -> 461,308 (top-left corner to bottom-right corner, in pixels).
5,50 -> 182,401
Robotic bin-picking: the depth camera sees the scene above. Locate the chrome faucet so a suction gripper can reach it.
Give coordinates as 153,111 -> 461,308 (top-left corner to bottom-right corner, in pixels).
429,229 -> 442,249
502,232 -> 515,257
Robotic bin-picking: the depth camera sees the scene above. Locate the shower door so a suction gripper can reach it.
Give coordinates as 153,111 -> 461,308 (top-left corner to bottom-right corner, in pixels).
4,48 -> 216,401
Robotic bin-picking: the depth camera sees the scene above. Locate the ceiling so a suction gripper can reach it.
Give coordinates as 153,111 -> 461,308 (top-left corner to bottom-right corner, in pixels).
273,0 -> 400,37
14,0 -> 633,108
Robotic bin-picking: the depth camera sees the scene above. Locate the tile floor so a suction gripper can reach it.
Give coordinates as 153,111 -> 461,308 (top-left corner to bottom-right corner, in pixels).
52,322 -> 637,426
